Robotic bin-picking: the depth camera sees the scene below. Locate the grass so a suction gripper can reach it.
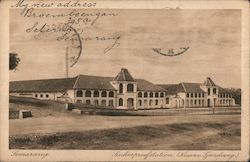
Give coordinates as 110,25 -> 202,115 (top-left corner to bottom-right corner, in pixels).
9,121 -> 240,150
9,96 -> 68,117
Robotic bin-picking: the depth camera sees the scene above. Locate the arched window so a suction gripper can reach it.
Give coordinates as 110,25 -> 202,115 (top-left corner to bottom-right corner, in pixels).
94,100 -> 99,106
160,92 -> 164,97
101,100 -> 106,106
76,100 -> 82,104
101,91 -> 107,97
86,100 -> 91,105
144,92 -> 148,98
138,92 -> 142,98
138,100 -> 142,106
119,98 -> 123,106
108,100 -> 114,107
94,91 -> 99,97
85,90 -> 91,97
127,84 -> 134,92
155,93 -> 159,98
150,92 -> 153,98
149,100 -> 153,106
109,91 -> 114,97
119,84 -> 123,94
76,90 -> 83,97
213,88 -> 217,94
155,100 -> 158,105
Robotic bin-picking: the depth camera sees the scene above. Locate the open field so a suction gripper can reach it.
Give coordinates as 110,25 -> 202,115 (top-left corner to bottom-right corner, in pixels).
9,96 -> 241,150
10,119 -> 240,150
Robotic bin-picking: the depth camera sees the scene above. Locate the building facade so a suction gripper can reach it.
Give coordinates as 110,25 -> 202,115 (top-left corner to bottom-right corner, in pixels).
10,69 -> 236,109
158,77 -> 235,108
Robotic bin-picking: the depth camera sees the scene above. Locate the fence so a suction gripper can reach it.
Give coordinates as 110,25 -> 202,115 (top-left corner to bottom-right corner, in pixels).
71,103 -> 241,116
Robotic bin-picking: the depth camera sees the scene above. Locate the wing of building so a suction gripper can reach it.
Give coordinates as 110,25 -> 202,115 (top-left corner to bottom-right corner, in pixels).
10,69 -> 236,109
157,77 -> 236,108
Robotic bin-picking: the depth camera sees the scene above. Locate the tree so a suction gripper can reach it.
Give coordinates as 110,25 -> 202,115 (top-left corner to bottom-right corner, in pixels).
9,53 -> 20,71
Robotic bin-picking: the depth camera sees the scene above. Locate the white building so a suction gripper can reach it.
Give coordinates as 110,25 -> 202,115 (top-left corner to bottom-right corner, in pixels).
10,69 -> 236,109
158,77 -> 235,108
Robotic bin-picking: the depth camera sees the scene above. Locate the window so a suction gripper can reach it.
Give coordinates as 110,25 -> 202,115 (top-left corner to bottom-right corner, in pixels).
76,100 -> 82,104
109,91 -> 114,97
86,100 -> 91,105
40,94 -> 43,98
150,92 -> 153,98
195,93 -> 197,98
94,91 -> 99,97
198,93 -> 201,98
46,94 -> 49,98
194,100 -> 197,105
139,100 -> 142,106
213,88 -> 217,94
202,93 -> 205,98
101,100 -> 106,106
108,100 -> 114,107
208,88 -> 210,95
119,84 -> 123,94
191,93 -> 193,97
138,92 -> 142,98
186,93 -> 189,97
155,100 -> 158,105
144,92 -> 148,98
160,92 -> 164,97
149,100 -> 153,106
166,98 -> 169,104
94,100 -> 99,106
127,84 -> 134,92
35,94 -> 38,97
76,90 -> 83,97
119,98 -> 123,106
101,91 -> 107,97
85,91 -> 91,97
155,93 -> 159,98
198,100 -> 201,105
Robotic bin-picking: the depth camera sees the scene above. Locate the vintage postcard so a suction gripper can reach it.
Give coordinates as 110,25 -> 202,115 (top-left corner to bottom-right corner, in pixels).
0,0 -> 249,161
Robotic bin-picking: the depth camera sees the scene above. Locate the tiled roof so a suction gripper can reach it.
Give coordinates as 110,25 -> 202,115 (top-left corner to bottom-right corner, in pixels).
158,83 -> 205,94
136,79 -> 166,92
202,77 -> 216,86
9,77 -> 77,92
73,75 -> 116,90
157,84 -> 185,95
182,83 -> 205,93
113,68 -> 135,82
218,86 -> 233,94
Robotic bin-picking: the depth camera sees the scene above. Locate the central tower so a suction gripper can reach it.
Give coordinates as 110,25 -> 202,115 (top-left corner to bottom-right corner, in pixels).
111,68 -> 137,109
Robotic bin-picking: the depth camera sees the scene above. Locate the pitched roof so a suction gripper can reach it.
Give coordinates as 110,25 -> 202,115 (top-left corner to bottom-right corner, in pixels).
217,86 -> 233,94
182,82 -> 205,93
202,77 -> 216,86
136,79 -> 166,92
9,77 -> 77,92
73,75 -> 116,90
113,68 -> 135,82
158,82 -> 205,94
157,84 -> 185,95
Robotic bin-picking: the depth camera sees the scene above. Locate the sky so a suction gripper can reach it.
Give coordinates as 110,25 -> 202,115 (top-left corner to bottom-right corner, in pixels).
10,9 -> 241,88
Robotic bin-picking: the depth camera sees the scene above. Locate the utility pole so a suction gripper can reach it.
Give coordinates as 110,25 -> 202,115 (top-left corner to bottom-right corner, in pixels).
65,47 -> 69,78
